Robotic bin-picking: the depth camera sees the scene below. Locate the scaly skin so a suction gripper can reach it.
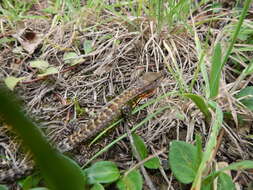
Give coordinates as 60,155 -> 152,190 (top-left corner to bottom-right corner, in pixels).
0,72 -> 163,183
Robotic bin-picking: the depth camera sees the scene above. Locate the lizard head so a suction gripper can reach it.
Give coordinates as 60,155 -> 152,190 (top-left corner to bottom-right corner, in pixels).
136,72 -> 164,94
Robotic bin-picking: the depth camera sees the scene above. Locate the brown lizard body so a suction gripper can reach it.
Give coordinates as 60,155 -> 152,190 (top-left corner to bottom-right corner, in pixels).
0,72 -> 163,183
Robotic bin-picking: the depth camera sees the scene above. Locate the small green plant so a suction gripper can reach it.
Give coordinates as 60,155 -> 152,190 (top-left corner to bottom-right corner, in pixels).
4,59 -> 61,91
132,133 -> 160,169
169,139 -> 253,189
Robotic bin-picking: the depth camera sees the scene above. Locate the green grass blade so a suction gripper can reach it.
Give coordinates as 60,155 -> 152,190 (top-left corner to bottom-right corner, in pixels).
221,0 -> 252,68
203,160 -> 253,186
183,93 -> 211,121
209,42 -> 222,99
191,101 -> 223,189
0,88 -> 87,190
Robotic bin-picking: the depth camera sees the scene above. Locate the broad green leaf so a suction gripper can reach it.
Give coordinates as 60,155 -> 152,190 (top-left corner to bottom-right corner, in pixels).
0,88 -> 87,190
18,175 -> 41,190
236,87 -> 253,111
209,42 -> 222,98
169,141 -> 198,184
30,188 -> 49,190
30,60 -> 49,71
63,52 -> 84,66
203,160 -> 253,185
116,170 -> 143,190
132,133 -> 147,159
4,76 -> 26,91
38,67 -> 59,77
217,173 -> 235,190
91,183 -> 104,190
83,40 -> 93,54
183,93 -> 211,120
144,157 -> 160,169
84,161 -> 120,184
0,185 -> 8,190
132,133 -> 160,169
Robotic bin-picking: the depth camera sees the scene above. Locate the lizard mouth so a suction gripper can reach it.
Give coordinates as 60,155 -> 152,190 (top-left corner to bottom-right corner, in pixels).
138,74 -> 164,100
142,74 -> 164,93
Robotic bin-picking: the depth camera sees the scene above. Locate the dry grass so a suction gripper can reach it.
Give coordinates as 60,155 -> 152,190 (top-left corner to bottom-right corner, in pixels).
0,0 -> 253,189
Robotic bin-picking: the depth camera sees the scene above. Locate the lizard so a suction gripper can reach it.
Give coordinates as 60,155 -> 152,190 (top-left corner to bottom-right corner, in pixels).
0,71 -> 164,183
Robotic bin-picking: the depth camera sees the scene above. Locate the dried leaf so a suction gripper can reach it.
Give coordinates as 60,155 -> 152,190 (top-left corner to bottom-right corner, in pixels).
12,28 -> 44,54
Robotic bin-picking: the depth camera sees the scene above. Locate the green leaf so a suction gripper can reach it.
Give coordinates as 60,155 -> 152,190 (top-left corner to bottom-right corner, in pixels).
4,76 -> 26,91
116,170 -> 143,190
83,40 -> 93,54
0,88 -> 87,190
236,87 -> 253,111
183,93 -> 211,120
63,52 -> 78,62
0,185 -> 8,190
169,141 -> 198,184
30,60 -> 49,71
29,188 -> 49,190
217,173 -> 235,190
209,42 -> 222,98
201,183 -> 212,190
132,133 -> 148,159
63,52 -> 84,66
132,134 -> 160,169
38,67 -> 59,77
18,175 -> 41,190
84,161 -> 120,184
91,183 -> 104,190
144,157 -> 160,169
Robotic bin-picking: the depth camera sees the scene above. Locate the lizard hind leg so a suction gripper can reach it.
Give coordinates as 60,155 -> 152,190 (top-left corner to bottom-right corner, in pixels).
121,104 -> 134,121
